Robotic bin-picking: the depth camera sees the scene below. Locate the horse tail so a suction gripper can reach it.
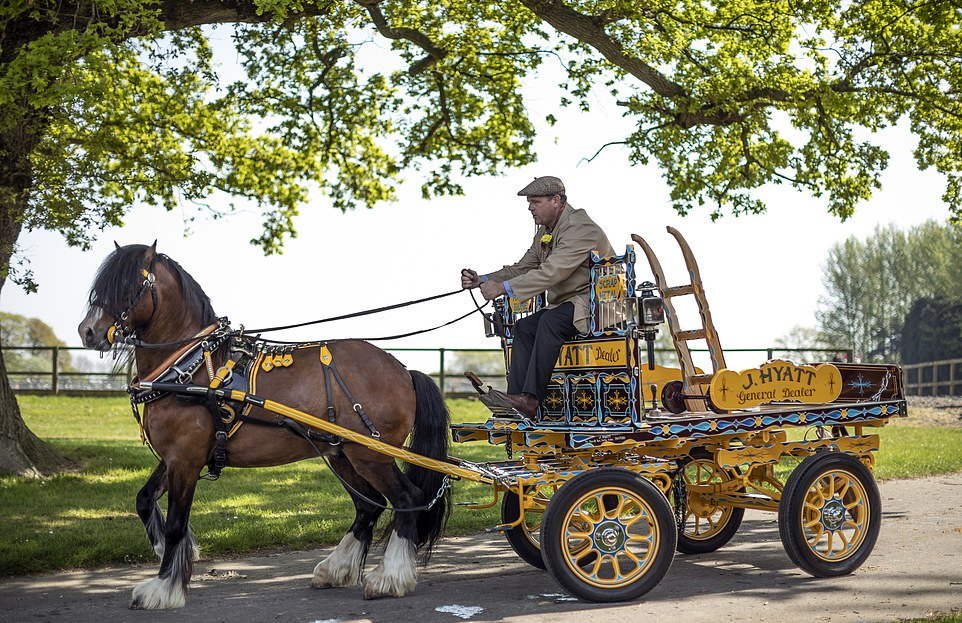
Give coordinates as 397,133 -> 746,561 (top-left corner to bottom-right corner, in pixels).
403,369 -> 451,560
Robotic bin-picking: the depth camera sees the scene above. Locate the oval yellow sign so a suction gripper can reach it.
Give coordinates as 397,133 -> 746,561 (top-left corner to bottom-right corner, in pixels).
709,360 -> 843,410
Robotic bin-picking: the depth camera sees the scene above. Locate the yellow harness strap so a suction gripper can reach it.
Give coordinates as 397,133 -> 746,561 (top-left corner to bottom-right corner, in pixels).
319,345 -> 333,366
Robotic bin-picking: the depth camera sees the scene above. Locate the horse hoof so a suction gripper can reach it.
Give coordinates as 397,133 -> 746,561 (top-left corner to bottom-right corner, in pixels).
311,534 -> 365,589
361,567 -> 415,599
362,583 -> 401,600
129,577 -> 186,609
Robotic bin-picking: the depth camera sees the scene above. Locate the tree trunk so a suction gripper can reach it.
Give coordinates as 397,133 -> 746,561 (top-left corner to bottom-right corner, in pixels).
0,109 -> 70,477
0,342 -> 70,476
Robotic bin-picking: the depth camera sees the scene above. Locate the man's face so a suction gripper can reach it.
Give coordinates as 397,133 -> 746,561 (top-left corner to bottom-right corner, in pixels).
527,195 -> 564,229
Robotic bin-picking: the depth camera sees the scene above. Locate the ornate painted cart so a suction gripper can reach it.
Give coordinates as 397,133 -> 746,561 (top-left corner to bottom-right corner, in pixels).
144,227 -> 905,603
448,226 -> 904,601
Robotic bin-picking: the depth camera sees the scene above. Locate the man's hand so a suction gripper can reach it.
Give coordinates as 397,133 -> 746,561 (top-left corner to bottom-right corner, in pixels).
461,268 -> 481,289
479,279 -> 506,300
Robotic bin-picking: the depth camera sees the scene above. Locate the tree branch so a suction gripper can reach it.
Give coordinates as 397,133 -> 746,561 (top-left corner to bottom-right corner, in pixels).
517,0 -> 687,99
353,0 -> 446,75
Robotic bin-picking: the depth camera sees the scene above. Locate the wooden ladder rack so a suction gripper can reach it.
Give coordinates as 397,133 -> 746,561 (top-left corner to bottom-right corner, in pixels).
631,227 -> 726,412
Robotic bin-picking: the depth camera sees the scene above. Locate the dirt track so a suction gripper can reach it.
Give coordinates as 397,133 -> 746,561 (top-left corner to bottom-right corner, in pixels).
2,472 -> 961,623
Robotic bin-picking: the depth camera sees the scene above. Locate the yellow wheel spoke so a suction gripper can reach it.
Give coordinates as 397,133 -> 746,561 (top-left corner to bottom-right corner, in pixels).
622,548 -> 642,567
621,507 -> 648,528
804,500 -> 822,514
609,496 -> 627,519
836,479 -> 851,500
584,553 -> 603,576
611,553 -> 626,578
588,495 -> 605,522
836,530 -> 850,548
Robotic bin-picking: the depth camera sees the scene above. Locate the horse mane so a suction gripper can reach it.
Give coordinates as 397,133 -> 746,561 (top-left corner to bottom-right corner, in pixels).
89,244 -> 217,326
157,253 -> 218,326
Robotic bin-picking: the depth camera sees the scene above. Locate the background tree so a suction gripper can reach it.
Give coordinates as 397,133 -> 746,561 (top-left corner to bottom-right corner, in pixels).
4,1 -> 962,474
901,297 -> 962,364
816,221 -> 962,362
0,312 -> 74,382
772,325 -> 837,364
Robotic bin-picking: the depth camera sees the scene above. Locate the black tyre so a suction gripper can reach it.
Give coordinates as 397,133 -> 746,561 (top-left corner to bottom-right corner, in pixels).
676,451 -> 744,554
540,469 -> 676,602
778,452 -> 881,577
502,485 -> 554,569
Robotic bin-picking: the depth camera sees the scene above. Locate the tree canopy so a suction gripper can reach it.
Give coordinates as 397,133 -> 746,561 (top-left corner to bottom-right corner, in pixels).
5,1 -> 962,272
816,221 -> 962,362
3,0 -> 962,474
0,312 -> 74,377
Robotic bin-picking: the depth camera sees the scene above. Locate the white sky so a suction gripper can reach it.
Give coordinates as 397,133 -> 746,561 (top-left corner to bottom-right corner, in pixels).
0,30 -> 953,373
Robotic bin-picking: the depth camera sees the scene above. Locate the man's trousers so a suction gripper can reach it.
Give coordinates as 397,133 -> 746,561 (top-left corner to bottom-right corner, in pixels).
507,302 -> 578,401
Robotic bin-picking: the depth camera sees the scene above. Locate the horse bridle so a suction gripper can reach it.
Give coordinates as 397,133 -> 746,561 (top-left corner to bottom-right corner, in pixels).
97,255 -> 159,345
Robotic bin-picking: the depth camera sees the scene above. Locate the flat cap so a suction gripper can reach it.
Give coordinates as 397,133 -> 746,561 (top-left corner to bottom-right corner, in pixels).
517,175 -> 565,197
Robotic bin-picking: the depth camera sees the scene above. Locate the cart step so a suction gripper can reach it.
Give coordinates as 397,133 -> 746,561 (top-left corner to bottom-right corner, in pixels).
676,329 -> 707,341
689,373 -> 714,385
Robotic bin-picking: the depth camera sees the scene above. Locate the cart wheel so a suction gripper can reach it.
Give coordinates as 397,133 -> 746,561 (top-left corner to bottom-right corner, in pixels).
540,469 -> 676,602
676,451 -> 744,554
704,391 -> 725,414
778,452 -> 881,577
502,484 -> 557,569
661,380 -> 686,414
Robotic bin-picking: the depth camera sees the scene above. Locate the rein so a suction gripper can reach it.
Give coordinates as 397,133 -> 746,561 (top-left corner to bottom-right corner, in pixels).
122,288 -> 489,349
244,288 -> 467,334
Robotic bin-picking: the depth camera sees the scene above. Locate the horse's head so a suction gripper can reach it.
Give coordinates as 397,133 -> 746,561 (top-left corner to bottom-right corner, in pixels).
78,242 -> 160,351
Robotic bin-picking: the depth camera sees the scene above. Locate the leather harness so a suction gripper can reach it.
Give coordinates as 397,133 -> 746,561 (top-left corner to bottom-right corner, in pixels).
128,321 -> 378,479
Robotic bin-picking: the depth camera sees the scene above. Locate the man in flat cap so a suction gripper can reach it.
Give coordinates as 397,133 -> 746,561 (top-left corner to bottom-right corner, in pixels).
461,176 -> 615,418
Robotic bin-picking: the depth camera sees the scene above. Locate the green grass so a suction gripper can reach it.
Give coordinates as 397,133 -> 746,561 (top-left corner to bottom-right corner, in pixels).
903,613 -> 962,623
1,395 -> 960,576
1,396 -> 502,575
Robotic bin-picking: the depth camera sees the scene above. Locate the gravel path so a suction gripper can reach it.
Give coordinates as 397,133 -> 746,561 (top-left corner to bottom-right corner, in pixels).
1,473 -> 960,623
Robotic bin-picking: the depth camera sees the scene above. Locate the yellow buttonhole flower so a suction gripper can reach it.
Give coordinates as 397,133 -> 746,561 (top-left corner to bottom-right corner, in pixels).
540,233 -> 553,244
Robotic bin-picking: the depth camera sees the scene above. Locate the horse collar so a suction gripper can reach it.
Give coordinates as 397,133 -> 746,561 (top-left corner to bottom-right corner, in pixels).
128,322 -> 229,404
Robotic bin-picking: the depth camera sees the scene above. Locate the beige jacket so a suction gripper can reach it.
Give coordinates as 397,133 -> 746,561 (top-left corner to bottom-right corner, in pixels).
485,203 -> 614,333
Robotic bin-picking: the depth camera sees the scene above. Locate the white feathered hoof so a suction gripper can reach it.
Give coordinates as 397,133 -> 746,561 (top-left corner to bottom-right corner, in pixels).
362,532 -> 417,599
311,533 -> 366,589
129,576 -> 187,609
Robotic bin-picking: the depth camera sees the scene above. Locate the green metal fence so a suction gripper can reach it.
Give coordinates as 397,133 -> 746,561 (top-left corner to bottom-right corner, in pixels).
2,345 -> 852,398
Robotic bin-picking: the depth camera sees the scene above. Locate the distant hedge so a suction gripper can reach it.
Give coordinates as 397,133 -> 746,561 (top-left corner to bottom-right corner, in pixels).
901,296 -> 962,364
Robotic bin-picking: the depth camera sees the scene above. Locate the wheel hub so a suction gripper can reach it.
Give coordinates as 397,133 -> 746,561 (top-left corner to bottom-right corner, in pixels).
820,498 -> 846,531
593,520 -> 626,554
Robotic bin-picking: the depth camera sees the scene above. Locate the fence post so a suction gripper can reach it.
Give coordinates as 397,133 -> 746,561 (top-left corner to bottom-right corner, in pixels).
766,348 -> 773,360
439,348 -> 446,399
52,346 -> 59,394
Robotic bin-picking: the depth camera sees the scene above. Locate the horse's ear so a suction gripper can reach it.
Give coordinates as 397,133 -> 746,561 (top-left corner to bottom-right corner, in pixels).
147,240 -> 157,260
114,241 -> 121,250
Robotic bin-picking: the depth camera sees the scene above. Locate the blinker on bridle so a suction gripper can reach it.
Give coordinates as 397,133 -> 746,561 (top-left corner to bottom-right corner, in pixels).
100,259 -> 159,345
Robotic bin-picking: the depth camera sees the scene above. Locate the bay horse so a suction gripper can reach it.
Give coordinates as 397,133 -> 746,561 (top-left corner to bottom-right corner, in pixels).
77,242 -> 451,609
